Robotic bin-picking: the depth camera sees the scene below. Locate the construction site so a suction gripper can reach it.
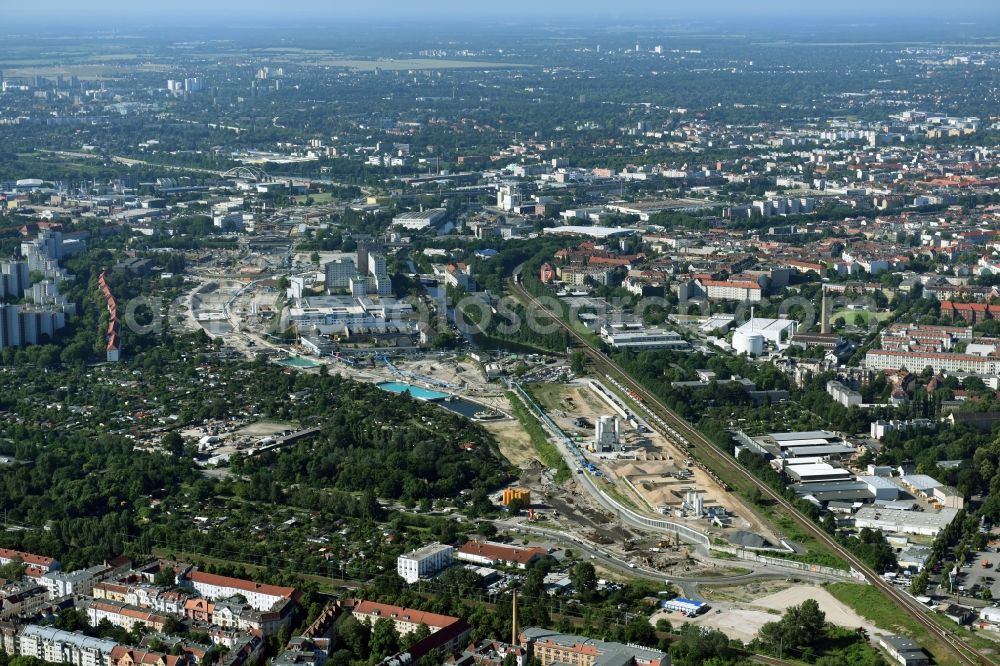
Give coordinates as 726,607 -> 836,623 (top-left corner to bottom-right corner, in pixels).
520,378 -> 782,550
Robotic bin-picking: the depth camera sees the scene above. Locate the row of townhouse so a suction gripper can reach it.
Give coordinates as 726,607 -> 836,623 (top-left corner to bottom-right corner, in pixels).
86,599 -> 170,633
10,624 -> 263,666
94,581 -> 190,615
16,625 -> 191,666
940,300 -> 1000,323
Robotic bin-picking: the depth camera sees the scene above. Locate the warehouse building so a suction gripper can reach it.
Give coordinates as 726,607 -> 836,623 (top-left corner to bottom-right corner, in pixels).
660,597 -> 707,617
599,326 -> 689,351
746,430 -> 855,459
391,208 -> 447,231
858,475 -> 900,501
878,634 -> 929,666
853,506 -> 959,537
783,462 -> 853,484
793,480 -> 875,505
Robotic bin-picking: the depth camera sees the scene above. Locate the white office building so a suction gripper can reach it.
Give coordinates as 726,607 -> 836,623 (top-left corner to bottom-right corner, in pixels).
396,543 -> 454,584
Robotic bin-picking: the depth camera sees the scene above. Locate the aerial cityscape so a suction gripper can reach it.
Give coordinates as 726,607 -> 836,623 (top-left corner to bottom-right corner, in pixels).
6,1 -> 1000,665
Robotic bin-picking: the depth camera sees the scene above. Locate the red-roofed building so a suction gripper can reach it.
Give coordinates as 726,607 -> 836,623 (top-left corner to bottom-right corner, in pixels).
184,598 -> 214,622
346,599 -> 472,660
350,600 -> 459,635
111,646 -> 190,666
697,279 -> 763,302
86,599 -> 170,632
182,571 -> 299,612
940,300 -> 1000,323
0,549 -> 58,573
456,541 -> 546,569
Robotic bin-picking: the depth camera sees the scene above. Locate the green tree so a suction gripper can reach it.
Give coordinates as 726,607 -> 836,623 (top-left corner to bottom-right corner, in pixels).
162,432 -> 184,456
370,618 -> 400,661
569,562 -> 597,598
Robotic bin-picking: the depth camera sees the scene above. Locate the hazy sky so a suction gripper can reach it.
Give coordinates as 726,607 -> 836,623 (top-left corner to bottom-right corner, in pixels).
8,0 -> 1000,25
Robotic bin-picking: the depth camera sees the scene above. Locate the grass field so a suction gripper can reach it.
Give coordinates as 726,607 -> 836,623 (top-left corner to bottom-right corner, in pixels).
830,308 -> 891,325
824,582 -> 999,666
525,382 -> 572,414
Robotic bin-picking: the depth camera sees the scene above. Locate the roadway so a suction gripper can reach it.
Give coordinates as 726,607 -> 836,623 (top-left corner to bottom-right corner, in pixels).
508,274 -> 994,666
498,520 -> 850,599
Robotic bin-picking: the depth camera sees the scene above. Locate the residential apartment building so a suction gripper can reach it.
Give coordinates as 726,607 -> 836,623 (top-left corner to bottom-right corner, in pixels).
367,253 -> 392,296
0,304 -> 68,349
0,549 -> 58,573
940,301 -> 1000,323
324,258 -> 356,289
86,600 -> 170,633
40,563 -> 112,599
351,601 -> 455,634
110,646 -> 189,666
180,571 -> 298,612
826,380 -> 862,408
0,261 -> 29,299
699,279 -> 763,302
18,625 -> 117,666
396,544 -> 454,584
0,582 -> 47,619
559,266 -> 612,287
864,349 -> 999,375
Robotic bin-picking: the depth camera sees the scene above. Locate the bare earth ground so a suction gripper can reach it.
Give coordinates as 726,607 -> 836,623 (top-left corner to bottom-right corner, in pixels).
529,381 -> 780,544
483,420 -> 538,467
701,580 -> 795,603
752,585 -> 881,633
236,421 -> 296,437
664,584 -> 884,642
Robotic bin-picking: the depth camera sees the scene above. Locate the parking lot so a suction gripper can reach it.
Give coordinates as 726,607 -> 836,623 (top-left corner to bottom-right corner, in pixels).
948,543 -> 1000,599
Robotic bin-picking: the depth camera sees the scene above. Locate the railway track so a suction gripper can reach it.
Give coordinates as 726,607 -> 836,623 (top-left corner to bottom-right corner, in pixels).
509,276 -> 993,666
